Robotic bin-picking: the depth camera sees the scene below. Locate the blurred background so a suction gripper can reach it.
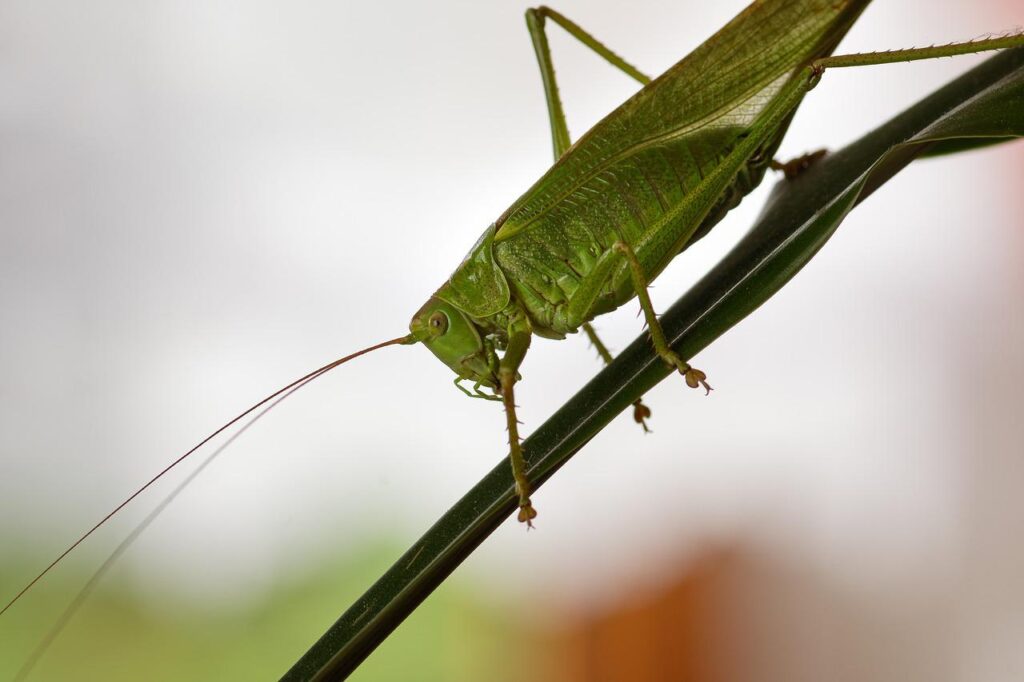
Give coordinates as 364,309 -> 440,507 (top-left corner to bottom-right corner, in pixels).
1,1 -> 1021,679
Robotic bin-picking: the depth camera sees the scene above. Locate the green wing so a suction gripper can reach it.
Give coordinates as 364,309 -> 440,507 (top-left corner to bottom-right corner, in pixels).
494,0 -> 870,251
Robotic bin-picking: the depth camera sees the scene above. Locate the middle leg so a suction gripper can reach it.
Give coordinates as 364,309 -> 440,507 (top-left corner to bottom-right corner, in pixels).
582,322 -> 652,432
612,242 -> 712,394
770,149 -> 828,179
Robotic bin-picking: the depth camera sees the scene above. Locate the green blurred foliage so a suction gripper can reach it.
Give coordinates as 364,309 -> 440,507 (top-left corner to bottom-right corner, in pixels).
2,542 -> 526,681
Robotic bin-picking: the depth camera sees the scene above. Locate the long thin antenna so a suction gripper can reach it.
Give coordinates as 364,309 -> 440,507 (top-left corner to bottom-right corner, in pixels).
1,334 -> 413,618
14,362 -> 322,681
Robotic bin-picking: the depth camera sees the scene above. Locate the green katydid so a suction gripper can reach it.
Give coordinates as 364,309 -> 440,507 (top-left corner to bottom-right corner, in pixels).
405,1 -> 1024,524
3,0 -> 1023,649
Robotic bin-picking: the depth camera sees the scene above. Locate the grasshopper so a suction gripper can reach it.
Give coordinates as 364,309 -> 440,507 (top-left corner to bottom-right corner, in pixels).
404,1 -> 1024,524
3,0 -> 1023,660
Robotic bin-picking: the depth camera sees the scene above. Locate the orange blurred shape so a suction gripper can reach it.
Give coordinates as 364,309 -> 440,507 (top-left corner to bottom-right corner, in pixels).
545,549 -> 738,682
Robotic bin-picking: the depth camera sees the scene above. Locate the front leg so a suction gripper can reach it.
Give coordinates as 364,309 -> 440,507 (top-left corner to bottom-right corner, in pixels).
498,325 -> 535,526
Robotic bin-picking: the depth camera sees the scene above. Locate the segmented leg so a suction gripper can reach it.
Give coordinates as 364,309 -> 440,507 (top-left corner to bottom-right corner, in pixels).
777,40 -> 1024,179
525,6 -> 650,159
812,35 -> 1024,73
497,327 -> 534,524
499,369 -> 536,526
454,377 -> 502,401
613,242 -> 712,394
582,322 -> 652,432
770,149 -> 827,179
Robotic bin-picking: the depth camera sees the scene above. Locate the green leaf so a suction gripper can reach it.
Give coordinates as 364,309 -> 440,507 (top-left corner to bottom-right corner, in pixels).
283,48 -> 1024,681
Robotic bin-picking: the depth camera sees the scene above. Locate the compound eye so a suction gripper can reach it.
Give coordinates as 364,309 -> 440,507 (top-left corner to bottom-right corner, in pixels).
428,311 -> 449,335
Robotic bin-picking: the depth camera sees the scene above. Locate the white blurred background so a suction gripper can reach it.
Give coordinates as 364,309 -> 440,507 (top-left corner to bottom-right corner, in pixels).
1,1 -> 1021,680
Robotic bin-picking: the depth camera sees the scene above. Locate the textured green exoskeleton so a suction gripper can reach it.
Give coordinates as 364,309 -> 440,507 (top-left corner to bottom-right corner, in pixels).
407,0 -> 1024,524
